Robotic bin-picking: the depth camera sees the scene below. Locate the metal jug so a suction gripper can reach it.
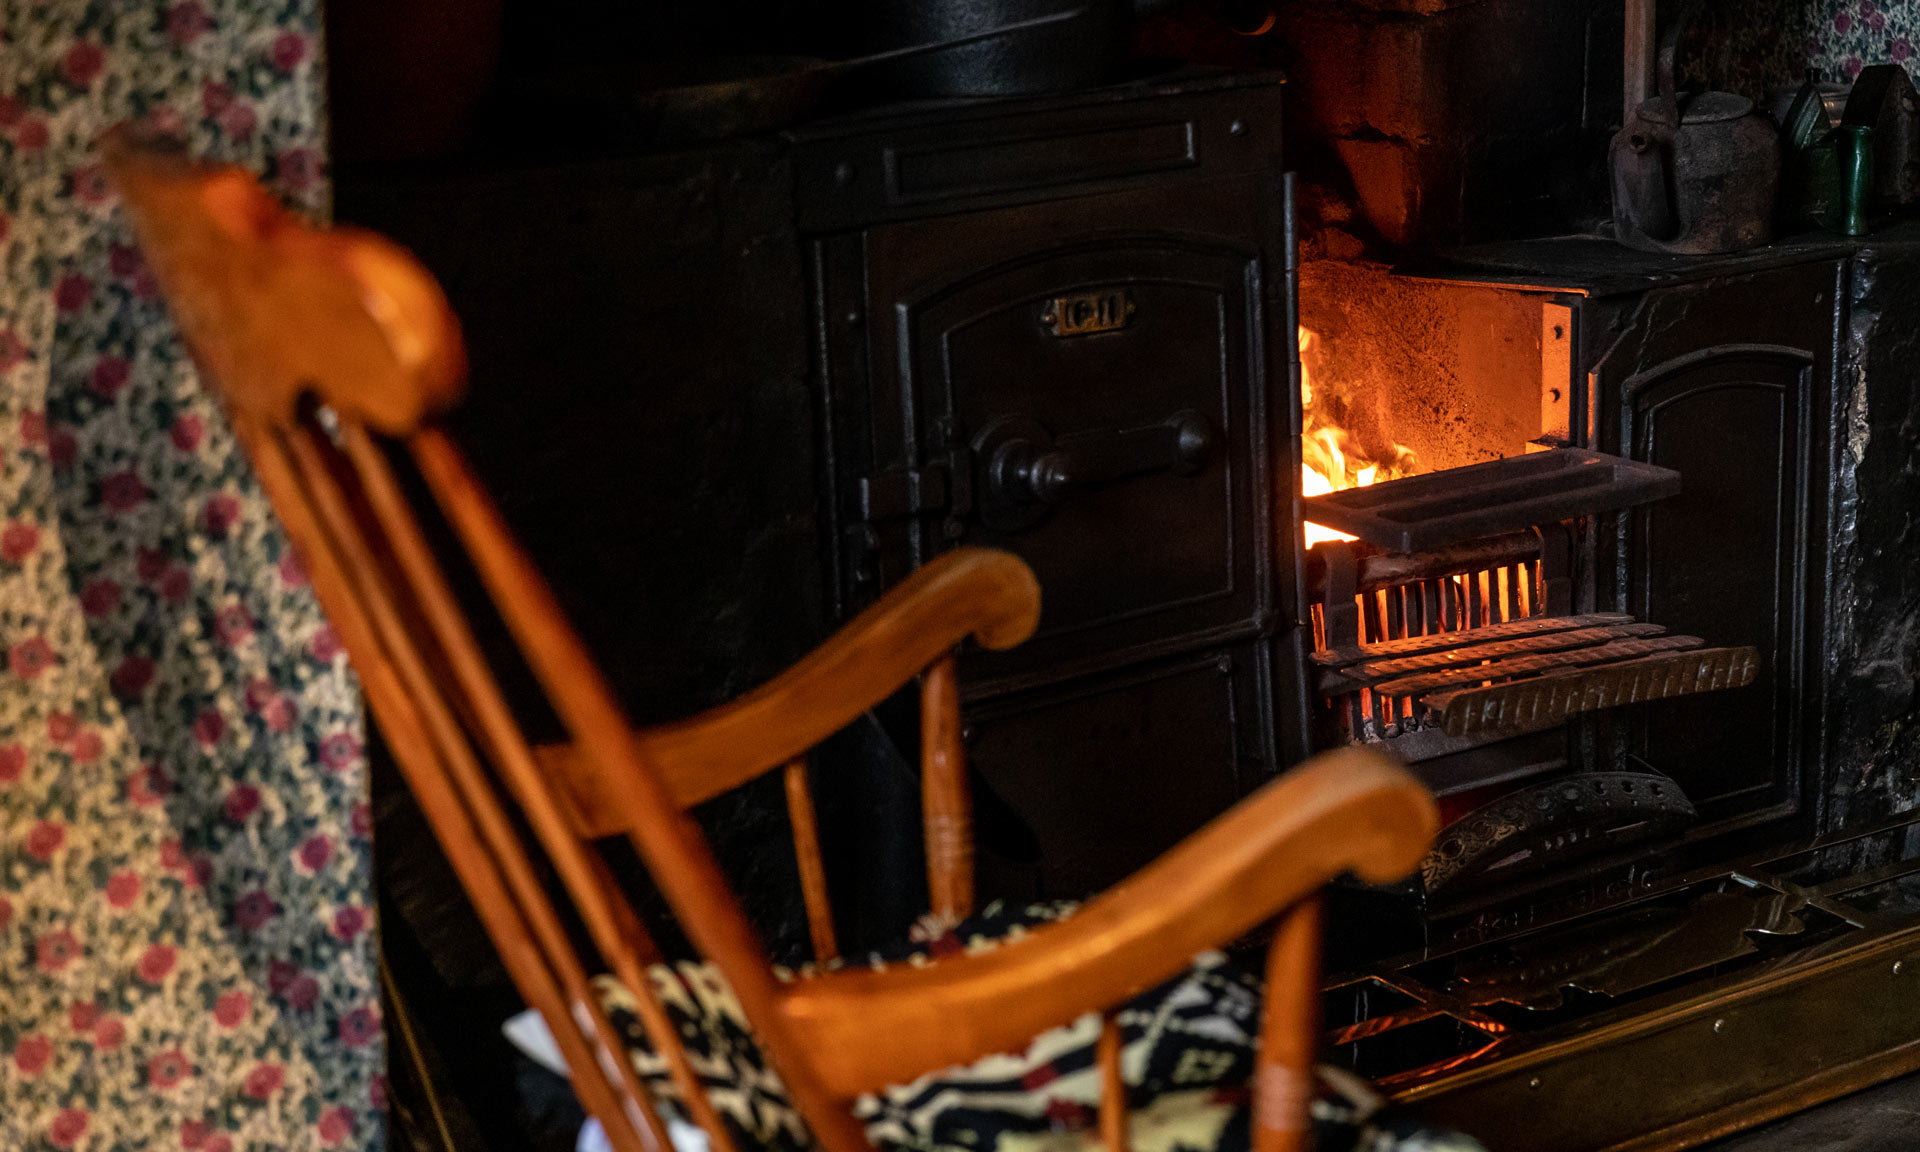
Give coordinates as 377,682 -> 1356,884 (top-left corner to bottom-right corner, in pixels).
1610,26 -> 1780,254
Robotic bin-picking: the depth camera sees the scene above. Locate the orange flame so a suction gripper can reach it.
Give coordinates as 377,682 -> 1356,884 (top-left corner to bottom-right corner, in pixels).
1300,326 -> 1418,547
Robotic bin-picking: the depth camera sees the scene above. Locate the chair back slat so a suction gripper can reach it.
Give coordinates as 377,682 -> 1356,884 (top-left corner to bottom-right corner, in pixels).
783,757 -> 841,964
233,415 -> 668,1152
327,424 -> 748,1152
404,429 -> 879,1152
919,655 -> 974,925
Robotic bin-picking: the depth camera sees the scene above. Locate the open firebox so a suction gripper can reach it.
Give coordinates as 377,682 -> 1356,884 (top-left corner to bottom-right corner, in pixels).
1294,239 -> 1920,1149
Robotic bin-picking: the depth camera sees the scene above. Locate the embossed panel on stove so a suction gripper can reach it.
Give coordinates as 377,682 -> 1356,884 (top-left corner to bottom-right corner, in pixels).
904,240 -> 1265,690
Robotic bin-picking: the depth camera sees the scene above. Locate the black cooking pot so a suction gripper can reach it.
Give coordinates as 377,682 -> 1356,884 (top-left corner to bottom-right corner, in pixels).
868,0 -> 1174,98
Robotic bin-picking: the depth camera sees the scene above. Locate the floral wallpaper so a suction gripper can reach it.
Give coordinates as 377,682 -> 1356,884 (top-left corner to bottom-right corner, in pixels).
0,2 -> 379,1150
1807,0 -> 1920,81
1683,0 -> 1920,100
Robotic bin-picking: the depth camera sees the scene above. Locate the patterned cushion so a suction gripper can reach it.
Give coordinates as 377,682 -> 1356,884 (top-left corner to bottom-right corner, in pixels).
593,901 -> 1485,1152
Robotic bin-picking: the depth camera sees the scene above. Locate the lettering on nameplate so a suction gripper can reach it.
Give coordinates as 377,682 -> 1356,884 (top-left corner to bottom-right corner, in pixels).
1041,289 -> 1134,337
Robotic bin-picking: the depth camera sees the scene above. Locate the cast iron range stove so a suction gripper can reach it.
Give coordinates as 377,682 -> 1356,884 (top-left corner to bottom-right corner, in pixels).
797,76 -> 1920,1149
343,65 -> 1920,1151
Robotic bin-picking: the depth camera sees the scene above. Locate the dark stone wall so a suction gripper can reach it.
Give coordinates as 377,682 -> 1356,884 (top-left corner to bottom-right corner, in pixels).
1826,249 -> 1920,827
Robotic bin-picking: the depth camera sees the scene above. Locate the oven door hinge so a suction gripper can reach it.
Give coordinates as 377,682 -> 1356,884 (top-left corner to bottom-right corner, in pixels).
853,418 -> 974,528
856,464 -> 949,522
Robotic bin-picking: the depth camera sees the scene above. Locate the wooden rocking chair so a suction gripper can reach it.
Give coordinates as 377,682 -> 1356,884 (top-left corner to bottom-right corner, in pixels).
104,136 -> 1442,1152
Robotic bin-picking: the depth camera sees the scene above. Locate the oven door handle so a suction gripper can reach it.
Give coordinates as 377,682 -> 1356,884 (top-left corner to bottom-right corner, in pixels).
985,410 -> 1213,507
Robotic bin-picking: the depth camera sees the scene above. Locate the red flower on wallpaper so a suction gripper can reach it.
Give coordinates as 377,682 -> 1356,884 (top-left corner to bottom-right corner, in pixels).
93,1016 -> 125,1050
48,1108 -> 88,1149
68,1002 -> 97,1032
0,328 -> 28,371
137,942 -> 177,984
55,272 -> 93,312
286,975 -> 319,1011
62,41 -> 104,88
161,567 -> 192,603
213,990 -> 249,1029
13,117 -> 49,152
166,1 -> 212,44
0,519 -> 39,562
71,164 -> 112,207
70,728 -> 102,764
317,1105 -> 354,1145
332,904 -> 367,941
80,577 -> 120,616
112,654 -> 157,699
26,820 -> 65,860
13,1033 -> 51,1076
148,1048 -> 191,1090
309,624 -> 341,662
128,763 -> 172,806
278,549 -> 308,585
181,1118 -> 211,1148
295,833 -> 332,873
170,412 -> 203,452
11,636 -> 57,679
0,743 -> 24,784
17,410 -> 44,444
135,546 -> 168,581
47,712 -> 77,743
213,604 -> 254,646
101,468 -> 150,512
202,492 -> 241,537
270,32 -> 307,73
338,1006 -> 379,1047
193,708 -> 225,747
47,426 -> 75,469
222,782 -> 260,822
233,889 -> 278,930
36,929 -> 81,971
260,693 -> 293,732
90,353 -> 130,397
105,870 -> 141,910
276,147 -> 322,192
217,100 -> 257,141
242,1062 -> 284,1099
110,243 -> 143,277
319,731 -> 361,771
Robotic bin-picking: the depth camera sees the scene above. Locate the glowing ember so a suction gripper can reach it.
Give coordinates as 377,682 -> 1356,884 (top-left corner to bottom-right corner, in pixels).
1300,326 -> 1419,546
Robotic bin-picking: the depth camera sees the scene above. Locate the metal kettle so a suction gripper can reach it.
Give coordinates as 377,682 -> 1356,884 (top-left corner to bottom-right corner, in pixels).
1610,26 -> 1780,254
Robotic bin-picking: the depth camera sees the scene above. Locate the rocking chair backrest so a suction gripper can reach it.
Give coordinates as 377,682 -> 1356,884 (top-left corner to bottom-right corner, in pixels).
105,136 -> 1441,1152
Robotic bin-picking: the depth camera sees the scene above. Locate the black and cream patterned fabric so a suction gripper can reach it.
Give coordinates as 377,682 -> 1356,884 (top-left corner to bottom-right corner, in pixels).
593,901 -> 1486,1152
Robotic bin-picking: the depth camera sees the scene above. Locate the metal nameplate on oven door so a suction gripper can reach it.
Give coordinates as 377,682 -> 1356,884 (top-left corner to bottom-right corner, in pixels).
1040,289 -> 1134,337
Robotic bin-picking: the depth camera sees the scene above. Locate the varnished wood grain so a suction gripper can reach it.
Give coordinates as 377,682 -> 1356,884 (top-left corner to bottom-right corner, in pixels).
776,748 -> 1435,1097
533,547 -> 1039,839
1255,898 -> 1322,1152
1099,1012 -> 1129,1152
920,654 -> 974,923
101,130 -> 464,435
784,757 -> 840,964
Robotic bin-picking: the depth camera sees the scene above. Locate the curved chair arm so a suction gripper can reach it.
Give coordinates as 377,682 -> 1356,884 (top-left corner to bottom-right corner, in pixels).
771,746 -> 1437,1098
536,547 -> 1040,836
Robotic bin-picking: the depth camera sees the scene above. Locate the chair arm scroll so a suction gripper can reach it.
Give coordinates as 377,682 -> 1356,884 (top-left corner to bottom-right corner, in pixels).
772,746 -> 1438,1097
536,548 -> 1040,836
